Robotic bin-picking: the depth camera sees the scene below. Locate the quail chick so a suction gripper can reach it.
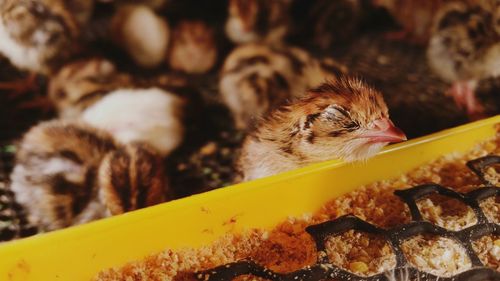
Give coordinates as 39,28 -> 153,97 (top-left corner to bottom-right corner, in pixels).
98,142 -> 168,216
48,57 -> 186,156
225,0 -> 291,45
111,4 -> 169,68
167,20 -> 218,74
0,0 -> 93,94
427,1 -> 500,118
219,43 -> 348,130
81,88 -> 185,156
293,0 -> 365,50
238,77 -> 406,181
9,120 -> 169,231
0,0 -> 91,74
48,57 -> 132,119
372,0 -> 445,44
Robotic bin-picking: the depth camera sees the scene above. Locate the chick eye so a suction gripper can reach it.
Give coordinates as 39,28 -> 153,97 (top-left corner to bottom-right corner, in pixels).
322,105 -> 349,121
344,121 -> 360,131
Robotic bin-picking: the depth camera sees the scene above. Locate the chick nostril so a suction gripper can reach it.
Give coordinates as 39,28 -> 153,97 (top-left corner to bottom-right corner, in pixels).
373,118 -> 392,130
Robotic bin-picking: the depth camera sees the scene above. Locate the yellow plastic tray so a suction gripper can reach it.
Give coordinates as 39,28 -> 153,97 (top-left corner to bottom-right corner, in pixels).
0,116 -> 499,281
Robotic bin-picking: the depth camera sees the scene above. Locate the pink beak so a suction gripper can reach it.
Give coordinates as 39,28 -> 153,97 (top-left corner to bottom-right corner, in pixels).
360,118 -> 407,143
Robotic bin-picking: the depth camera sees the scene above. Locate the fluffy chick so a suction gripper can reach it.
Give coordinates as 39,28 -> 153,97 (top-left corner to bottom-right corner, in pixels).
111,4 -> 169,68
237,78 -> 406,181
0,0 -> 92,74
225,0 -> 291,45
81,88 -> 185,156
10,120 -> 168,231
220,43 -> 348,130
167,20 -> 217,74
293,0 -> 365,50
372,0 -> 445,44
427,1 -> 500,117
48,58 -> 186,156
48,57 -> 132,119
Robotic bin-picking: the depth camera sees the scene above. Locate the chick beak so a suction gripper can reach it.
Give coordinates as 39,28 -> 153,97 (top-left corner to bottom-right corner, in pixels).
360,118 -> 407,144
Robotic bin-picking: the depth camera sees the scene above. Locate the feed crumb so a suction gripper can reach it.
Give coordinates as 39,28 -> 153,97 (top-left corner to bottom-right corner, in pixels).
417,194 -> 477,231
472,235 -> 500,271
401,234 -> 471,277
480,195 -> 500,224
325,230 -> 396,276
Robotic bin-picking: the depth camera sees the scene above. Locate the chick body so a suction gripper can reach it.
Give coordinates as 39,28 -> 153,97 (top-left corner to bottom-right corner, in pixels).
10,121 -> 168,231
428,1 -> 500,83
167,20 -> 217,74
111,4 -> 169,68
373,0 -> 446,44
81,88 -> 185,156
48,57 -> 132,119
220,43 -> 347,130
225,0 -> 291,45
0,0 -> 92,74
427,1 -> 500,116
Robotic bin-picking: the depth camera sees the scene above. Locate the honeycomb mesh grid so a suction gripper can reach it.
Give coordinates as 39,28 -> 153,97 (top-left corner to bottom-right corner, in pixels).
195,156 -> 500,281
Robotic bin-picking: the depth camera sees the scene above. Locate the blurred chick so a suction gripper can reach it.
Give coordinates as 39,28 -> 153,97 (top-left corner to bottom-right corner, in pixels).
372,0 -> 445,44
225,0 -> 291,45
0,0 -> 91,73
427,1 -> 500,118
106,0 -> 168,10
238,77 -> 406,181
294,0 -> 365,50
10,120 -> 168,231
0,0 -> 92,93
48,57 -> 132,119
48,57 -> 186,156
111,4 -> 169,68
463,76 -> 500,116
81,88 -> 185,156
167,20 -> 217,74
219,43 -> 348,130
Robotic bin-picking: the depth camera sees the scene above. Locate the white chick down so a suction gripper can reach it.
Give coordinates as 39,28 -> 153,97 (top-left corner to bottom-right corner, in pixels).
81,88 -> 185,156
111,4 -> 169,68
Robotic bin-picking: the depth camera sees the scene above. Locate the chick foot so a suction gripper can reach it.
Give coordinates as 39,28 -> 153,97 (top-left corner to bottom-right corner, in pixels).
447,80 -> 485,120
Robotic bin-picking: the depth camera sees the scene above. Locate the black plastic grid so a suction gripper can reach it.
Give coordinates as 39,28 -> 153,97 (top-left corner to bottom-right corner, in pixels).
195,155 -> 500,281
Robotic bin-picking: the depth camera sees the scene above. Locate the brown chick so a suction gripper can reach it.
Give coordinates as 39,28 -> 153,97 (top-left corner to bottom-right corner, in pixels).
0,0 -> 92,95
111,4 -> 169,68
225,0 -> 291,45
237,77 -> 406,181
0,0 -> 91,74
48,57 -> 132,119
219,43 -> 348,130
167,20 -> 217,74
98,142 -> 168,216
9,120 -> 169,231
293,0 -> 365,50
427,1 -> 500,118
48,57 -> 186,156
372,0 -> 446,44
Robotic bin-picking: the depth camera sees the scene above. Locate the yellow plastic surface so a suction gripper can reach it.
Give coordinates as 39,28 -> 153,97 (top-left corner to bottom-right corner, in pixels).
0,116 -> 499,281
